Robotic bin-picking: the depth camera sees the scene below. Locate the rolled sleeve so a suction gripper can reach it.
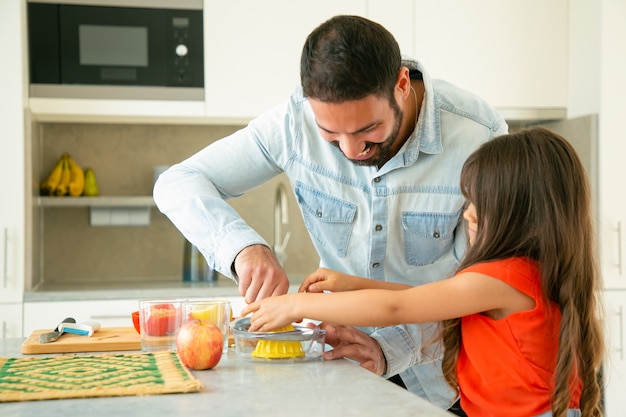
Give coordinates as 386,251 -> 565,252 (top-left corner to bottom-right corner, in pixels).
371,323 -> 456,408
212,223 -> 269,280
370,323 -> 437,377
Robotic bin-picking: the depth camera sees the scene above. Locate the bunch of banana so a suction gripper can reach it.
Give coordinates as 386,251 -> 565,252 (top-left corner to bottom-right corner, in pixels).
40,153 -> 87,197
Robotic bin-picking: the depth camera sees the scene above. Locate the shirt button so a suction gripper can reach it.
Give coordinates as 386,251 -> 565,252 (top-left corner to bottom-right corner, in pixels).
372,263 -> 380,269
316,211 -> 323,218
433,231 -> 440,238
373,177 -> 381,183
375,224 -> 383,231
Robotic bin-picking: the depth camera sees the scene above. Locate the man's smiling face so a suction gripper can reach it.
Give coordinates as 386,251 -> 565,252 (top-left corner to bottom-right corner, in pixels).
309,94 -> 403,167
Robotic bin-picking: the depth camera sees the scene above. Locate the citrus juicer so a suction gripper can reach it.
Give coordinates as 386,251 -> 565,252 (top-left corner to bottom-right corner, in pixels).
231,317 -> 326,362
251,324 -> 305,359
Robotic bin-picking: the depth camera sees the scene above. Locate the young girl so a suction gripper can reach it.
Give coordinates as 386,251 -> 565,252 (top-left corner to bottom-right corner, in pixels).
241,127 -> 604,417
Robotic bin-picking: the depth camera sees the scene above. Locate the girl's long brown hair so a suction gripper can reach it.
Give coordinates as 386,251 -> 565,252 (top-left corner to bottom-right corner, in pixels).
439,127 -> 604,416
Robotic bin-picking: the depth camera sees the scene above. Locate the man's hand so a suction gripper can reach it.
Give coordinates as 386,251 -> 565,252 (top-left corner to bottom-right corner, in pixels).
319,323 -> 386,376
233,244 -> 290,303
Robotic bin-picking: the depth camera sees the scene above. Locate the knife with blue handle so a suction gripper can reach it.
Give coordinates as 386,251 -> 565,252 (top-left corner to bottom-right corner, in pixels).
58,321 -> 101,336
39,317 -> 76,343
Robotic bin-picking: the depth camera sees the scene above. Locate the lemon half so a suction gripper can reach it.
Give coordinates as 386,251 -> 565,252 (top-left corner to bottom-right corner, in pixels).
190,304 -> 222,323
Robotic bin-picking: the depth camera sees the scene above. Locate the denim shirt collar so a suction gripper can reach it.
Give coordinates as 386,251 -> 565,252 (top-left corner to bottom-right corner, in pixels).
386,59 -> 442,172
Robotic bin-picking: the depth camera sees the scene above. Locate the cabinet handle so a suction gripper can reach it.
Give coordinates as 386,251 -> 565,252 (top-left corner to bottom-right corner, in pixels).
618,305 -> 625,361
2,321 -> 6,339
3,228 -> 7,289
617,222 -> 623,276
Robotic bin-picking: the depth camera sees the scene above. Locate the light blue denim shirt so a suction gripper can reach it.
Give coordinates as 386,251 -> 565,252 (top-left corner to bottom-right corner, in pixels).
154,59 -> 508,408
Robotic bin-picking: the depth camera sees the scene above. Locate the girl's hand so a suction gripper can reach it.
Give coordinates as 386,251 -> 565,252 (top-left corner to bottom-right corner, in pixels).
241,294 -> 302,332
298,268 -> 362,293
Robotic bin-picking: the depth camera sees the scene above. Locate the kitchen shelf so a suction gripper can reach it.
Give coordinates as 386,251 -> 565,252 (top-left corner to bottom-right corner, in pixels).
37,196 -> 155,208
29,97 -> 252,125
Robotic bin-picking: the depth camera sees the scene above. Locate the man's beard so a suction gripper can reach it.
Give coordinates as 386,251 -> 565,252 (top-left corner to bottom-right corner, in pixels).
347,103 -> 403,167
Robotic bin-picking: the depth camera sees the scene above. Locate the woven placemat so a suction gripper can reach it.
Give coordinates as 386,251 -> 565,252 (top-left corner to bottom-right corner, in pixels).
0,351 -> 203,402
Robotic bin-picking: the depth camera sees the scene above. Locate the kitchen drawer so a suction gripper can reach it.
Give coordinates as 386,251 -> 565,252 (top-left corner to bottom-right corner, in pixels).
0,303 -> 23,338
23,299 -> 138,335
604,290 -> 626,415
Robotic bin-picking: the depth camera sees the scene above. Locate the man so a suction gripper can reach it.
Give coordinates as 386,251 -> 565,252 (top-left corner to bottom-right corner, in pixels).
154,15 -> 507,412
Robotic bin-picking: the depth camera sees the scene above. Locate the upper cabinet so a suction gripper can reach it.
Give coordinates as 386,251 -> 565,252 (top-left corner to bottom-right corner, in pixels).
597,0 -> 626,290
208,0 -> 568,121
203,0 -> 367,122
370,0 -> 568,120
27,0 -> 568,123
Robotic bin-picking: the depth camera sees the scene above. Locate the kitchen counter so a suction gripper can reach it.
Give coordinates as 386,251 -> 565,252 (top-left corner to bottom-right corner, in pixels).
0,338 -> 453,417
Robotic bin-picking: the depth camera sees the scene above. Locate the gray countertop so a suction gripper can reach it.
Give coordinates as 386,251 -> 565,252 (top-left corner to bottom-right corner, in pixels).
0,338 -> 453,417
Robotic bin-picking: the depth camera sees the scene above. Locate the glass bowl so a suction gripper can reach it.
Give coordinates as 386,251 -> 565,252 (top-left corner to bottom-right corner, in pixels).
230,317 -> 326,362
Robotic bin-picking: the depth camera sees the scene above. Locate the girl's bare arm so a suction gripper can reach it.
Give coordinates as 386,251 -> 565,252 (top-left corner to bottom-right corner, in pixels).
298,268 -> 412,293
243,272 -> 535,332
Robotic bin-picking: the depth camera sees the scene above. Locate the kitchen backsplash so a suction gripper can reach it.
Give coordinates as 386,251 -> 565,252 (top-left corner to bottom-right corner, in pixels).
34,123 -> 319,289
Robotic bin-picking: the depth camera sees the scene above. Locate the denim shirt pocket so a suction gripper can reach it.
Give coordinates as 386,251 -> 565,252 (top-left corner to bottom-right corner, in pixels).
295,182 -> 357,258
402,209 -> 461,266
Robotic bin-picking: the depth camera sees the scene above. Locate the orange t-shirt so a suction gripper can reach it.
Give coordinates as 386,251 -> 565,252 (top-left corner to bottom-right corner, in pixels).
456,257 -> 581,417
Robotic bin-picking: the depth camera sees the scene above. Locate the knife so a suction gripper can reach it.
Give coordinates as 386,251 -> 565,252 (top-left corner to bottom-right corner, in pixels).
59,320 -> 101,336
39,317 -> 76,343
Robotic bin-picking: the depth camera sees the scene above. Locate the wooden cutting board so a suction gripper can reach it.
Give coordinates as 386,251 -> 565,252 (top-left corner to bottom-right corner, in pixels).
21,327 -> 141,354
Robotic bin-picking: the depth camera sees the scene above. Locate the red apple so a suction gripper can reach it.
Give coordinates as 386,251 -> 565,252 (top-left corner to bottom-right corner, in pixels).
176,320 -> 223,370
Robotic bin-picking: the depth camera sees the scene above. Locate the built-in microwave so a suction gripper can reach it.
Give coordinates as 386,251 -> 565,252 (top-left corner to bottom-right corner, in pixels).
27,0 -> 204,101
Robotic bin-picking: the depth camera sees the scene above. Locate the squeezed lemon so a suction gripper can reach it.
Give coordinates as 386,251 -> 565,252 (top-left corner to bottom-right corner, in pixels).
190,304 -> 222,323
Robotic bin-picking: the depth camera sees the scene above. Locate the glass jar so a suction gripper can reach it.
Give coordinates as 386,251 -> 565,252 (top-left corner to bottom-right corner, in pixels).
182,239 -> 217,282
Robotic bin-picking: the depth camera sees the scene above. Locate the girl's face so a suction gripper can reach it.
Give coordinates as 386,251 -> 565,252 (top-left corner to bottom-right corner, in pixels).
463,202 -> 478,245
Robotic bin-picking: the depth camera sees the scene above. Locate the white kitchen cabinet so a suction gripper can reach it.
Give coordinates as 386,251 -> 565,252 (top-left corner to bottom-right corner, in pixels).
603,291 -> 626,415
0,0 -> 26,309
203,0 -> 367,121
596,1 -> 626,412
409,0 -> 568,113
0,304 -> 23,339
597,0 -> 626,291
205,0 -> 568,121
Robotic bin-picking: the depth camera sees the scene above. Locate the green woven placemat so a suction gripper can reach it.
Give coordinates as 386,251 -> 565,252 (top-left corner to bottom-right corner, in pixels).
0,351 -> 203,402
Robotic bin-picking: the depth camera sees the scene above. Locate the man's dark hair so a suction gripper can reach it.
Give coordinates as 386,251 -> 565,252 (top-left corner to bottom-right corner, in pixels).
300,15 -> 402,103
